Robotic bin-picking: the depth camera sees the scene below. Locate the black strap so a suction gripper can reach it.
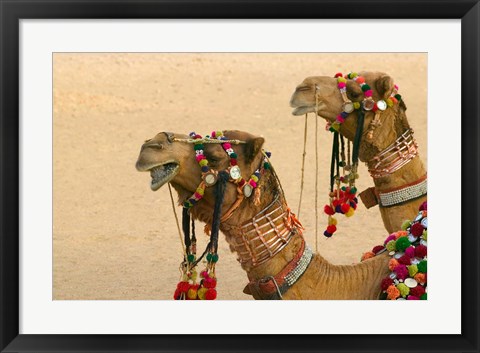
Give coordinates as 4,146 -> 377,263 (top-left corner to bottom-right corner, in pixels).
329,131 -> 340,192
182,208 -> 191,254
352,109 -> 365,165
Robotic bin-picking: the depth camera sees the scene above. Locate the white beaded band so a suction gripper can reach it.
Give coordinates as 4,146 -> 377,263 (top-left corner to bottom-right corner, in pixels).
379,179 -> 427,207
284,246 -> 314,286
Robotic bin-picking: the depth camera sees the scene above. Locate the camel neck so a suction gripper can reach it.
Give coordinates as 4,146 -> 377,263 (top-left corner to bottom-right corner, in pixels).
370,155 -> 426,192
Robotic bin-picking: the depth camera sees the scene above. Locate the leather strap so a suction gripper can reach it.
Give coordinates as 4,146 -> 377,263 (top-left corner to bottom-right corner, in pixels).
246,240 -> 313,300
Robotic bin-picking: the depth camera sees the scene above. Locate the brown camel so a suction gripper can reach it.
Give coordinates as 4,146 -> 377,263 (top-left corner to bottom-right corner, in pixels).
289,71 -> 427,234
136,130 -> 390,299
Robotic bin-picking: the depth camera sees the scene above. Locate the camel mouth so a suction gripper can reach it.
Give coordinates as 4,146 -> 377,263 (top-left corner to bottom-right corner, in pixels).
292,105 -> 315,116
148,162 -> 179,191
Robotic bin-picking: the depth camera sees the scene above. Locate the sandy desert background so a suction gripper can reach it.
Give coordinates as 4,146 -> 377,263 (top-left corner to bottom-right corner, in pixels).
53,53 -> 427,300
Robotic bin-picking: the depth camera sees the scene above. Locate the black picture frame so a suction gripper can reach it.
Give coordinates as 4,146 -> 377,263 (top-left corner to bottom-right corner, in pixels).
1,1 -> 479,352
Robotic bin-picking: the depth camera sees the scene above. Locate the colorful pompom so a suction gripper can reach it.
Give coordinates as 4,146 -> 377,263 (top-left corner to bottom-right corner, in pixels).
197,287 -> 208,300
361,251 -> 375,261
401,220 -> 412,230
388,258 -> 399,271
415,244 -> 427,258
405,246 -> 415,258
386,240 -> 397,252
410,222 -> 424,237
394,264 -> 409,280
417,260 -> 427,273
387,285 -> 400,300
395,237 -> 411,252
397,283 -> 410,298
414,273 -> 427,285
205,288 -> 217,300
410,285 -> 426,298
408,264 -> 418,277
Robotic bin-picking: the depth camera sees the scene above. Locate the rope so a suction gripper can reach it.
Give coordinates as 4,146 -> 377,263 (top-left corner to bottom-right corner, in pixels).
314,110 -> 319,253
297,114 -> 308,218
172,137 -> 246,145
167,183 -> 189,267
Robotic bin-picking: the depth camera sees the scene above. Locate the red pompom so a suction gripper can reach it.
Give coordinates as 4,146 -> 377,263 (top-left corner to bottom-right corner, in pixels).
415,244 -> 427,258
205,288 -> 217,300
177,281 -> 190,293
334,72 -> 343,78
410,222 -> 424,237
230,158 -> 237,166
372,245 -> 384,254
398,255 -> 412,265
326,225 -> 337,234
419,201 -> 427,211
203,277 -> 217,289
381,277 -> 393,291
324,205 -> 335,216
372,103 -> 378,112
173,289 -> 181,300
340,203 -> 351,214
410,285 -> 426,297
332,199 -> 341,207
200,270 -> 209,279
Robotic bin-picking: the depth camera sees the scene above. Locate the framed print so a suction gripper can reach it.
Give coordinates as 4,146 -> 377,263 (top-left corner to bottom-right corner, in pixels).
1,0 -> 479,352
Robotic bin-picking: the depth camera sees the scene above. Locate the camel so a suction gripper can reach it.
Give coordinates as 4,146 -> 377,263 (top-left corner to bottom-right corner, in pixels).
290,71 -> 427,233
136,130 -> 391,299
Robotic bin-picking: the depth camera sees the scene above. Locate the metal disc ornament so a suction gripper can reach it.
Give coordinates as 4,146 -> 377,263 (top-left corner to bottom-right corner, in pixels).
203,172 -> 217,186
229,165 -> 242,180
243,184 -> 253,197
414,212 -> 423,222
342,101 -> 355,113
376,99 -> 387,111
421,218 -> 428,228
408,234 -> 418,243
404,278 -> 418,288
363,98 -> 375,111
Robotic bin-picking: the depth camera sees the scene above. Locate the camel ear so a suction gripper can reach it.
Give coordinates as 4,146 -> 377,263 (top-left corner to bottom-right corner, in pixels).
244,136 -> 265,163
375,75 -> 395,100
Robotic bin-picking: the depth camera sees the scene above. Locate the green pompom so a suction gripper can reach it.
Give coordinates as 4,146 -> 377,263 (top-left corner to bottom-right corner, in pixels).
361,84 -> 371,92
401,220 -> 412,230
264,162 -> 271,170
395,237 -> 411,252
422,230 -> 428,241
230,152 -> 238,159
341,186 -> 347,191
394,94 -> 402,101
386,240 -> 396,252
418,260 -> 427,273
194,144 -> 203,150
187,254 -> 195,262
397,283 -> 410,298
206,253 -> 213,262
212,254 -> 219,262
379,292 -> 388,300
421,293 -> 427,300
350,187 -> 357,194
408,264 -> 418,277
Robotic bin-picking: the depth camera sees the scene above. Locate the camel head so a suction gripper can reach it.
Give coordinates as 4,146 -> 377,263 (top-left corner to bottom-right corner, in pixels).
136,130 -> 265,214
290,71 -> 410,160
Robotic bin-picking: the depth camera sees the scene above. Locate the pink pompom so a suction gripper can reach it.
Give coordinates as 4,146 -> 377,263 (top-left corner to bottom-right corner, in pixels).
194,192 -> 202,199
196,155 -> 205,162
394,84 -> 399,90
398,255 -> 411,265
337,116 -> 345,123
338,82 -> 346,89
384,234 -> 397,245
394,264 -> 408,280
223,143 -> 231,149
249,180 -> 257,188
405,246 -> 415,258
407,295 -> 420,300
364,90 -> 373,97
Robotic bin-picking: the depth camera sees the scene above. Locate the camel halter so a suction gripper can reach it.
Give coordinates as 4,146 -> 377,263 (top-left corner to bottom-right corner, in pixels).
169,130 -> 272,300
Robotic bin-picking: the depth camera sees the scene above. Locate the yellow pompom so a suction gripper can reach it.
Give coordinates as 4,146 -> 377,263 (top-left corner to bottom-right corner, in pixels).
386,240 -> 396,252
337,77 -> 346,83
350,72 -> 358,78
199,159 -> 208,166
386,98 -> 394,107
197,287 -> 208,300
345,208 -> 355,217
397,283 -> 410,298
328,216 -> 338,226
216,130 -> 223,137
187,288 -> 198,300
196,188 -> 204,195
251,175 -> 259,182
422,230 -> 427,240
353,102 -> 361,109
331,122 -> 340,131
408,265 -> 418,277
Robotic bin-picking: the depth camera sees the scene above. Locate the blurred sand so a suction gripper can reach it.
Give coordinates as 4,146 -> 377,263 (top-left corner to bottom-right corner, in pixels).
53,53 -> 427,300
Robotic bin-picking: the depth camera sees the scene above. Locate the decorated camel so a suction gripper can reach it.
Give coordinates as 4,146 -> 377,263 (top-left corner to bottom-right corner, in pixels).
136,130 -> 394,299
290,71 -> 427,233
